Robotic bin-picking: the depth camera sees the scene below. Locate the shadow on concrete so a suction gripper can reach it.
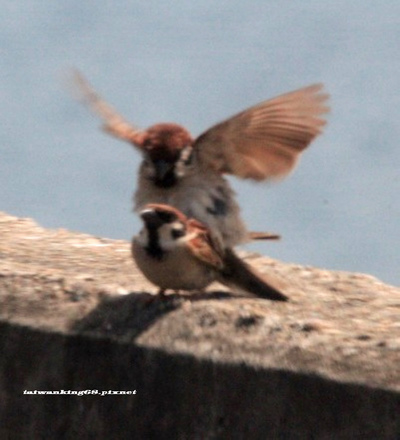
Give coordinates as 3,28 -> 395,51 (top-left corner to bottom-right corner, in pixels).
71,290 -> 234,340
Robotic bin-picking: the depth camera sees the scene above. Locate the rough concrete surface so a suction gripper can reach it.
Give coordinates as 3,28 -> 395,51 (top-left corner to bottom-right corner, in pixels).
0,211 -> 399,439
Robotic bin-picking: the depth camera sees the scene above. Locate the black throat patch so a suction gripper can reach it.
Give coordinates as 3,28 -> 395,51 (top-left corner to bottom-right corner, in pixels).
153,170 -> 178,188
144,227 -> 165,260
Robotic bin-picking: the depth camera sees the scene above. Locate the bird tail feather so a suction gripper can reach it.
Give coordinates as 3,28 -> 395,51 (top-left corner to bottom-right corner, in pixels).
218,249 -> 288,301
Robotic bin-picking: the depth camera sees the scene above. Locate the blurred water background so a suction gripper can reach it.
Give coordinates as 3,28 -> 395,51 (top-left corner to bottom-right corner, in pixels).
1,1 -> 399,285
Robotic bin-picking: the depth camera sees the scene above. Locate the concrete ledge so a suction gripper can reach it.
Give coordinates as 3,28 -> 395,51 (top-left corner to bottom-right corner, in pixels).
0,212 -> 399,438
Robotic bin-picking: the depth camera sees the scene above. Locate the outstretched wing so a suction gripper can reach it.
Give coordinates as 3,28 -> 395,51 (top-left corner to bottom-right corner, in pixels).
72,70 -> 145,147
194,84 -> 329,181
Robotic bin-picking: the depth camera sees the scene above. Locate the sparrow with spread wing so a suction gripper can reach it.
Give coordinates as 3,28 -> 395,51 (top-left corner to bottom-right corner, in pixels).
73,71 -> 329,248
132,204 -> 288,301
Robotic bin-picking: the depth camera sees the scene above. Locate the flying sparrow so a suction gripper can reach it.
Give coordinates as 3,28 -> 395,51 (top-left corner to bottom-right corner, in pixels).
132,204 -> 288,301
73,71 -> 329,248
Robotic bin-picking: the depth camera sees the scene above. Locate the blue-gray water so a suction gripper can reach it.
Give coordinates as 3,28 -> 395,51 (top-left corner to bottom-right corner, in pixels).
1,1 -> 399,286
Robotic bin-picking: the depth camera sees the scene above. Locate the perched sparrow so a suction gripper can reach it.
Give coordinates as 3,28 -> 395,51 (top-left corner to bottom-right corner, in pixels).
132,204 -> 288,301
73,71 -> 329,248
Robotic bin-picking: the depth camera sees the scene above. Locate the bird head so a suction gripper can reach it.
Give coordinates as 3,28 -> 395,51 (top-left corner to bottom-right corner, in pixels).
140,124 -> 195,188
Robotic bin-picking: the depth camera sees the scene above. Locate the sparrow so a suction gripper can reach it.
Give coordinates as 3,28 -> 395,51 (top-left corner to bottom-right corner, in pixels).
73,71 -> 329,248
132,204 -> 288,301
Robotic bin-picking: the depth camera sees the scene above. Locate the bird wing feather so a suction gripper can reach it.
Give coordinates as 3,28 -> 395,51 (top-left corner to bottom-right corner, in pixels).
72,70 -> 145,147
186,219 -> 225,270
194,84 -> 329,181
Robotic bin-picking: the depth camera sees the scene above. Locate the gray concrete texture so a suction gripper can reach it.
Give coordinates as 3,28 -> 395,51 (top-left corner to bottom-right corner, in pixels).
0,212 -> 399,438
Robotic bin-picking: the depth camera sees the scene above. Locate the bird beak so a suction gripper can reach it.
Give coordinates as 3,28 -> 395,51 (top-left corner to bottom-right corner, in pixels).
140,209 -> 163,228
153,159 -> 173,181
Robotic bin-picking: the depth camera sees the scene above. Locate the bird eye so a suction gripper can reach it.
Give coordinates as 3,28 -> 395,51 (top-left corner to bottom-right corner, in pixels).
171,228 -> 185,239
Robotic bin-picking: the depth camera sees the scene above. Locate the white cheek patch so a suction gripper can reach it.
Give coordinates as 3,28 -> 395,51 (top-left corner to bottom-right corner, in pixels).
174,163 -> 185,178
156,225 -> 176,249
171,221 -> 184,231
175,146 -> 194,178
180,145 -> 193,164
156,222 -> 196,251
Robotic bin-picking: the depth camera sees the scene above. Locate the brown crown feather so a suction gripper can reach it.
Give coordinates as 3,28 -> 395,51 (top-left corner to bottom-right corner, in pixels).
143,203 -> 189,223
143,124 -> 193,161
